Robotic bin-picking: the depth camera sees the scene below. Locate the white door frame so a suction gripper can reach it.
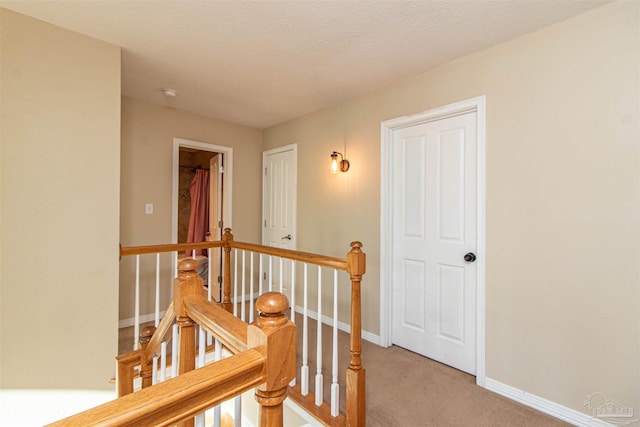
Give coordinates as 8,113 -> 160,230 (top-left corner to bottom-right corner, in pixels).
261,144 -> 297,248
380,96 -> 487,386
172,137 -> 233,243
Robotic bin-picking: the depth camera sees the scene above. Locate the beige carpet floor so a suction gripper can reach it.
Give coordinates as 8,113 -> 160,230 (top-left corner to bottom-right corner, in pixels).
362,342 -> 569,427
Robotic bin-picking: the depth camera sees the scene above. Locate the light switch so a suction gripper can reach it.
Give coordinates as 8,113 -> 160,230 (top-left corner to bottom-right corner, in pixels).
145,203 -> 153,214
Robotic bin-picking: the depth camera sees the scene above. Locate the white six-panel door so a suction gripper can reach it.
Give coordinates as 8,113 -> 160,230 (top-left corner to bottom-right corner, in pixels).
391,111 -> 478,374
262,145 -> 297,297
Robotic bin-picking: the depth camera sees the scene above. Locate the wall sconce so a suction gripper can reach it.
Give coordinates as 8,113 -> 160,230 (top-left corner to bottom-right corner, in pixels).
330,151 -> 350,174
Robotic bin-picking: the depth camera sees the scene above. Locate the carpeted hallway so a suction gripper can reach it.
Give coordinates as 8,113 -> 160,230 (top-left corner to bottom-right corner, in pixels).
362,341 -> 569,426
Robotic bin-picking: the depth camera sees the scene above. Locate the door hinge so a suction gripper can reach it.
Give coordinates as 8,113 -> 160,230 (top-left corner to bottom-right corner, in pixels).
217,276 -> 222,285
218,220 -> 223,228
264,220 -> 267,227
219,166 -> 224,174
264,167 -> 267,176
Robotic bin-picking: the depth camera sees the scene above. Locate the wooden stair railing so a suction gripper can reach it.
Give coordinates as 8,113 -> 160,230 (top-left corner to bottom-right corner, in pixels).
50,260 -> 296,427
220,230 -> 366,427
118,229 -> 366,427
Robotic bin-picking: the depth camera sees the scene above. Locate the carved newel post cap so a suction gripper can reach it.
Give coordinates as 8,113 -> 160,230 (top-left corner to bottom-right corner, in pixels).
140,325 -> 156,345
350,241 -> 363,252
256,292 -> 289,315
255,292 -> 289,329
178,258 -> 199,272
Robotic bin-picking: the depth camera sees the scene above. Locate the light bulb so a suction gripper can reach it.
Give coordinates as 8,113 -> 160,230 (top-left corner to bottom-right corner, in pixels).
331,157 -> 339,174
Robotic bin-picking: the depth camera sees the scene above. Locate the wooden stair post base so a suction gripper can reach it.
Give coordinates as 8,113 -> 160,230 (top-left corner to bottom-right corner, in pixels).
174,258 -> 203,427
255,388 -> 287,427
249,292 -> 296,427
139,325 -> 156,389
346,367 -> 366,427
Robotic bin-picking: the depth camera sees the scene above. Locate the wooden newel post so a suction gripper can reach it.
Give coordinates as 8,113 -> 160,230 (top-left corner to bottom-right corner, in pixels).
221,228 -> 234,313
346,241 -> 366,427
173,258 -> 202,427
116,350 -> 140,397
139,325 -> 156,389
248,292 -> 296,427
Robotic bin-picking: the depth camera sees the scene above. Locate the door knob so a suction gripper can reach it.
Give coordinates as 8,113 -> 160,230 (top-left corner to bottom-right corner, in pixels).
281,234 -> 292,240
464,252 -> 476,262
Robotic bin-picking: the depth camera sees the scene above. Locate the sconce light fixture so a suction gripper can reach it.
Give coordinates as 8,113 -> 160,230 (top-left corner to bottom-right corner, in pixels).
330,151 -> 350,174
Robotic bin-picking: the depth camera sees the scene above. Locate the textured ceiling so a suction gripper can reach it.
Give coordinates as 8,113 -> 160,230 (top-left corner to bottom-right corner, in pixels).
1,0 -> 613,128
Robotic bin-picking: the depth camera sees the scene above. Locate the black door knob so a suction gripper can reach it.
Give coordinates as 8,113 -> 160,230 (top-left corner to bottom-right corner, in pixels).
464,252 -> 476,262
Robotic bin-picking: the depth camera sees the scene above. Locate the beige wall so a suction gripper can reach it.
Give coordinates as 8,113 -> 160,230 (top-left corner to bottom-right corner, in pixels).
0,9 -> 121,389
264,1 -> 639,417
119,97 -> 262,321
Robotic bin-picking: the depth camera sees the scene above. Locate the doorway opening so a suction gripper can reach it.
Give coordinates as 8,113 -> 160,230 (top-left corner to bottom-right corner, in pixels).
172,137 -> 233,302
177,148 -> 217,244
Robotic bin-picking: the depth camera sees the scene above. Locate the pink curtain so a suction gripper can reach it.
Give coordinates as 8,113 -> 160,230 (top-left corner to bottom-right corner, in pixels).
186,169 -> 210,256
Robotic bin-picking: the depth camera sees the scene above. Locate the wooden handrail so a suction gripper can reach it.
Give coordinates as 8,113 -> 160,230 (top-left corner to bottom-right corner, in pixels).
119,234 -> 348,271
183,294 -> 248,353
50,349 -> 267,427
230,241 -> 348,271
120,240 -> 223,257
142,301 -> 175,361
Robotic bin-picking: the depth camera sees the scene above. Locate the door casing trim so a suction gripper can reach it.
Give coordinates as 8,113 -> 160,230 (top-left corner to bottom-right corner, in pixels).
379,96 -> 487,386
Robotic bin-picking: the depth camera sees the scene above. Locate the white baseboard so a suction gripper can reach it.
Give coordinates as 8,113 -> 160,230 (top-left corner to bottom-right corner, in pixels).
485,378 -> 613,427
293,305 -> 382,346
119,311 -> 166,329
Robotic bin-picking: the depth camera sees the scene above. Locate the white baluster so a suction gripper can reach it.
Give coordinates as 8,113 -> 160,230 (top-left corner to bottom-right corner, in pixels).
207,248 -> 212,302
172,252 -> 177,299
289,259 -> 297,387
290,260 -> 296,322
249,252 -> 255,323
213,338 -> 222,427
194,325 -> 206,427
279,257 -> 284,293
234,395 -> 242,427
152,355 -> 158,385
207,248 -> 213,347
198,325 -> 205,368
171,324 -> 178,378
301,263 -> 309,395
155,253 -> 160,327
233,249 -> 238,317
241,250 -> 246,322
235,249 -> 244,424
315,266 -> 323,406
259,253 -> 264,296
268,255 -> 273,292
160,341 -> 167,382
191,249 -> 196,259
331,269 -> 339,416
134,255 -> 140,351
